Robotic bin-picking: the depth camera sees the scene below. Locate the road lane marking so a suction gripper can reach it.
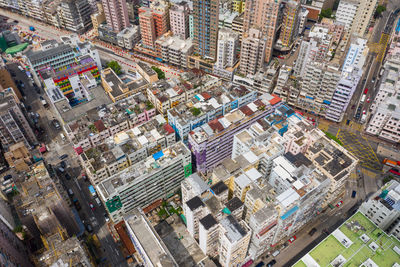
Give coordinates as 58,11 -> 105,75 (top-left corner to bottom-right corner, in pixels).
75,180 -> 81,190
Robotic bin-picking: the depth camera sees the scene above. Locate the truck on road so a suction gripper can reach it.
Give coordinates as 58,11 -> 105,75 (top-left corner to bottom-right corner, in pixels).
360,95 -> 366,103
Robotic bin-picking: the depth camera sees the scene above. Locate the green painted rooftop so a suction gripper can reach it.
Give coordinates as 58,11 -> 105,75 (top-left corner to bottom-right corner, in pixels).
294,211 -> 400,267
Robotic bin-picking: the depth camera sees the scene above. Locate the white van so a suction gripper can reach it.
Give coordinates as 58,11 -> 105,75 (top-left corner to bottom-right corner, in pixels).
60,133 -> 66,141
272,250 -> 280,257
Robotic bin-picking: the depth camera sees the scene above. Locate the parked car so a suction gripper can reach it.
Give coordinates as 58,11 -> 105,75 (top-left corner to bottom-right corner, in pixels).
3,174 -> 12,181
255,262 -> 265,267
64,173 -> 71,180
86,224 -> 93,233
52,119 -> 61,130
277,55 -> 284,59
68,188 -> 74,196
104,213 -> 110,222
366,98 -> 370,103
309,228 -> 317,236
89,203 -> 95,211
73,199 -> 81,210
60,161 -> 66,168
336,200 -> 343,207
288,235 -> 297,243
346,119 -> 350,125
271,250 -> 280,257
351,190 -> 357,198
267,260 -> 276,267
59,154 -> 68,160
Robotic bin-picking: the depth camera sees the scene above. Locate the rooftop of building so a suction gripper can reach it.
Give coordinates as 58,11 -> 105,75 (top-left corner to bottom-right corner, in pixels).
66,92 -> 154,142
225,196 -> 243,213
136,61 -> 157,76
210,181 -> 228,195
82,114 -> 173,170
155,214 -> 210,267
148,78 -> 189,103
0,89 -> 18,111
219,10 -> 238,24
251,205 -> 278,225
366,180 -> 400,211
97,142 -> 189,198
293,211 -> 400,267
37,235 -> 90,267
211,152 -> 259,183
54,84 -> 112,123
186,196 -> 205,211
156,35 -> 193,53
204,196 -> 223,215
169,83 -> 256,126
220,215 -> 249,243
188,97 -> 272,144
39,55 -> 96,80
307,135 -> 357,181
181,173 -> 209,196
125,209 -> 178,267
199,213 -> 218,230
14,162 -> 79,236
102,68 -> 148,98
26,43 -> 74,64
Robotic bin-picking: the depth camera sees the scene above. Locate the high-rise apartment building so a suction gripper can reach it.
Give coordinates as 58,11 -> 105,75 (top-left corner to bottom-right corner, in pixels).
293,22 -> 344,77
0,89 -> 36,150
351,0 -> 377,37
366,37 -> 400,142
193,0 -> 219,60
169,1 -> 190,39
182,106 -> 357,264
125,208 -> 179,266
0,218 -> 33,267
102,0 -> 130,32
188,95 -> 281,173
359,180 -> 400,239
232,13 -> 244,42
149,0 -> 170,36
215,28 -> 239,69
189,14 -> 194,39
139,9 -> 157,48
26,43 -> 76,82
139,0 -> 170,48
277,0 -> 300,48
342,37 -> 368,71
219,215 -> 251,267
239,28 -> 266,76
57,0 -> 92,33
243,0 -> 280,62
325,67 -> 362,122
297,62 -> 341,115
96,142 -> 191,222
336,0 -> 378,38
